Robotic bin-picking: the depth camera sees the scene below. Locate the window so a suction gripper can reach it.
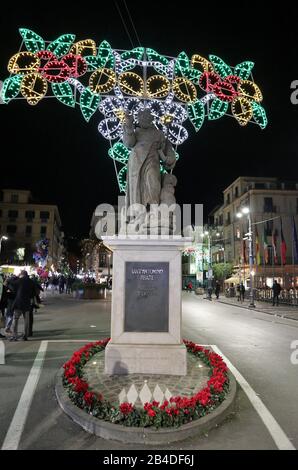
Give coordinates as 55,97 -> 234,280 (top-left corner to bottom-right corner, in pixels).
40,226 -> 47,236
25,210 -> 35,221
11,194 -> 19,203
264,197 -> 273,212
255,183 -> 265,189
219,214 -> 223,226
265,220 -> 273,236
227,212 -> 231,224
0,209 -> 2,218
226,194 -> 230,205
235,187 -> 239,198
40,211 -> 50,221
25,225 -> 32,236
8,210 -> 18,219
7,225 -> 17,234
284,181 -> 296,190
99,254 -> 107,266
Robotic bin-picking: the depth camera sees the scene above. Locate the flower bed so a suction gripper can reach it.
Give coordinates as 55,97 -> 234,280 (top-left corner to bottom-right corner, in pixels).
62,339 -> 229,428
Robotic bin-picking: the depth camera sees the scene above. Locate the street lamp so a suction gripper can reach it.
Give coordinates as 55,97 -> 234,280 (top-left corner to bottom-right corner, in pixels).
203,231 -> 212,289
0,235 -> 8,256
236,207 -> 255,308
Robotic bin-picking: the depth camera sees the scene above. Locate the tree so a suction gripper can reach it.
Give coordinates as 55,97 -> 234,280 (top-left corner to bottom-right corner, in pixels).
212,263 -> 233,281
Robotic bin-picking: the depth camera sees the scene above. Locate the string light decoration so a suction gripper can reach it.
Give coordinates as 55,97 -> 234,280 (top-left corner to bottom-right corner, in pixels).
19,28 -> 45,53
234,61 -> 254,80
118,71 -> 144,96
41,60 -> 71,83
52,82 -> 75,107
8,51 -> 40,75
173,77 -> 197,103
117,165 -> 127,193
252,101 -> 268,129
20,72 -> 48,105
238,80 -> 263,102
62,53 -> 87,78
209,55 -> 232,78
1,29 -> 267,193
80,87 -> 101,122
108,142 -> 130,164
70,39 -> 97,57
1,75 -> 23,103
89,68 -> 116,94
191,54 -> 214,73
47,34 -> 76,58
231,96 -> 253,126
146,75 -> 170,99
208,99 -> 228,120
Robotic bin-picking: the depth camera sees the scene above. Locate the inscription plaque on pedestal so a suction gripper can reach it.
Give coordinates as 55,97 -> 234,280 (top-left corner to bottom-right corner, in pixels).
124,261 -> 169,332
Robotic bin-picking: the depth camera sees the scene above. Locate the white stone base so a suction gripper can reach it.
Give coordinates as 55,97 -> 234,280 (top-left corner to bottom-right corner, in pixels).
105,343 -> 187,376
102,236 -> 191,376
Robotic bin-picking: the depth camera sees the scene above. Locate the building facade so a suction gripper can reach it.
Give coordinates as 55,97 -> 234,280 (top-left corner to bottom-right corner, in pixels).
0,189 -> 64,268
210,177 -> 298,289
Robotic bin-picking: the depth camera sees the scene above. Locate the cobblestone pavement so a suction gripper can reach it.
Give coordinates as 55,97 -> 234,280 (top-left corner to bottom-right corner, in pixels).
84,350 -> 210,408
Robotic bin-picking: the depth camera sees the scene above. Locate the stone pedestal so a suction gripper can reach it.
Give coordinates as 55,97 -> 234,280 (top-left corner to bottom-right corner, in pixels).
102,236 -> 190,376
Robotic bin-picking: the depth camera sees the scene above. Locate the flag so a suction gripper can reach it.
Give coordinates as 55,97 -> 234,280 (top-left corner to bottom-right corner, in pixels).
255,227 -> 261,265
292,216 -> 298,264
272,227 -> 278,264
263,227 -> 269,264
280,217 -> 287,265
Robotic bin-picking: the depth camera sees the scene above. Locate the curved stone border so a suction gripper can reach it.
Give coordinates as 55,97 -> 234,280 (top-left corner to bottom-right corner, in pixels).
55,369 -> 237,444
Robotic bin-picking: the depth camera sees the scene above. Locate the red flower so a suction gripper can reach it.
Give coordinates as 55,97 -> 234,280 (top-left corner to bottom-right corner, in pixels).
72,377 -> 89,393
147,409 -> 156,417
83,391 -> 95,406
144,402 -> 153,411
64,366 -> 76,378
120,402 -> 134,415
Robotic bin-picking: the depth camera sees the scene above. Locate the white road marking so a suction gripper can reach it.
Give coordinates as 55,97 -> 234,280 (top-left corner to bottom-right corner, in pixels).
211,344 -> 296,450
1,340 -> 48,450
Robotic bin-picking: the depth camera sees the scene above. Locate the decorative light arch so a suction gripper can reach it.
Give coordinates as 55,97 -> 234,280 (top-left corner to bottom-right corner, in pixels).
1,29 -> 268,193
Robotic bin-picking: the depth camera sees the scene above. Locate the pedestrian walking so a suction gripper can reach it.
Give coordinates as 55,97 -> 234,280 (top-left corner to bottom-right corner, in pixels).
215,281 -> 220,299
5,274 -> 18,334
58,274 -> 66,294
236,284 -> 241,301
10,271 -> 36,341
207,285 -> 213,300
239,282 -> 245,302
272,280 -> 281,306
0,274 -> 8,338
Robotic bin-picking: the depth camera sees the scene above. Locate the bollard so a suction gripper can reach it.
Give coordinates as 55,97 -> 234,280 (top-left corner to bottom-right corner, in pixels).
0,340 -> 5,365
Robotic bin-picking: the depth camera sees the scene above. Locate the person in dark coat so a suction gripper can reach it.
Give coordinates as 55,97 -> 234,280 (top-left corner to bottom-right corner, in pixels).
58,275 -> 66,294
10,270 -> 36,341
239,282 -> 245,302
4,275 -> 18,334
215,281 -> 220,299
272,280 -> 281,306
0,274 -> 7,338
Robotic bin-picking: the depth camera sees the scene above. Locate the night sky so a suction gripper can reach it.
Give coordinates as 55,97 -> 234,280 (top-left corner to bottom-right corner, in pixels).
1,2 -> 297,238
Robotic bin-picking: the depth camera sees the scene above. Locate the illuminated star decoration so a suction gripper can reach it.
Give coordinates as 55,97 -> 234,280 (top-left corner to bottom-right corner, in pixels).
1,29 -> 268,193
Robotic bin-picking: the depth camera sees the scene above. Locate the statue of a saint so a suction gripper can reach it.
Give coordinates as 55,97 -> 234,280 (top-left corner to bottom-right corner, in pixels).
123,109 -> 177,209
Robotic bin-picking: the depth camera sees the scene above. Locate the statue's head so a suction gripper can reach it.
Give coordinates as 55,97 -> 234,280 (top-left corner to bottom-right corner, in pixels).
138,109 -> 153,128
